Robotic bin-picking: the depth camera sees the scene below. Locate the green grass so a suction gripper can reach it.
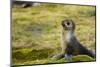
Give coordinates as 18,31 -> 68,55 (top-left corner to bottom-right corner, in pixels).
12,3 -> 96,65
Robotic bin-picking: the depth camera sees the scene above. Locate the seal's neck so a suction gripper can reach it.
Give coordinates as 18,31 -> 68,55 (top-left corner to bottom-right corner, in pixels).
63,30 -> 75,41
64,29 -> 74,36
68,30 -> 74,36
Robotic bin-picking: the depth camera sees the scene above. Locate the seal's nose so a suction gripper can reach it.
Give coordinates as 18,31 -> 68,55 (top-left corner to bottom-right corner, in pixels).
67,22 -> 70,25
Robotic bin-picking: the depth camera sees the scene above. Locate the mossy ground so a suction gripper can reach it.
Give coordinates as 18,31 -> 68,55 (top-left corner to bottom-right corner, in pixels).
12,3 -> 96,65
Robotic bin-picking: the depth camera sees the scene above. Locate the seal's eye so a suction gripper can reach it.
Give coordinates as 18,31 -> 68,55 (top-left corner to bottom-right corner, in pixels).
67,22 -> 70,25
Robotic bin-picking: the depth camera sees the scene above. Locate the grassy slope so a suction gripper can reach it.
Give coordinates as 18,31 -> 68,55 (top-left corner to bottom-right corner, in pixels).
12,3 -> 96,65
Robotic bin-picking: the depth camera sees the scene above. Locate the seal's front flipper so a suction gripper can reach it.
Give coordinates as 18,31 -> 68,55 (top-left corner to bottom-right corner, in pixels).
65,54 -> 72,62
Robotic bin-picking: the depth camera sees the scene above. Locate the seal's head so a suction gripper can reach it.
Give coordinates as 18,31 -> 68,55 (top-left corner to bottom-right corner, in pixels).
61,19 -> 75,31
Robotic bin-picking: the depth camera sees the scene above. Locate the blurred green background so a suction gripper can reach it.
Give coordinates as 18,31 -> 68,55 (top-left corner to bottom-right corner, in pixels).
12,3 -> 96,65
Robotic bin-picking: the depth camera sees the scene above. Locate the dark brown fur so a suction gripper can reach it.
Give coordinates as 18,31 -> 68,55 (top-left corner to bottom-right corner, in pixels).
52,19 -> 95,60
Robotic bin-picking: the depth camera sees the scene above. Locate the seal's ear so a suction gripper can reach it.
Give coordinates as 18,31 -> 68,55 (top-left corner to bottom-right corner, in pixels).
61,20 -> 65,27
70,19 -> 75,29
